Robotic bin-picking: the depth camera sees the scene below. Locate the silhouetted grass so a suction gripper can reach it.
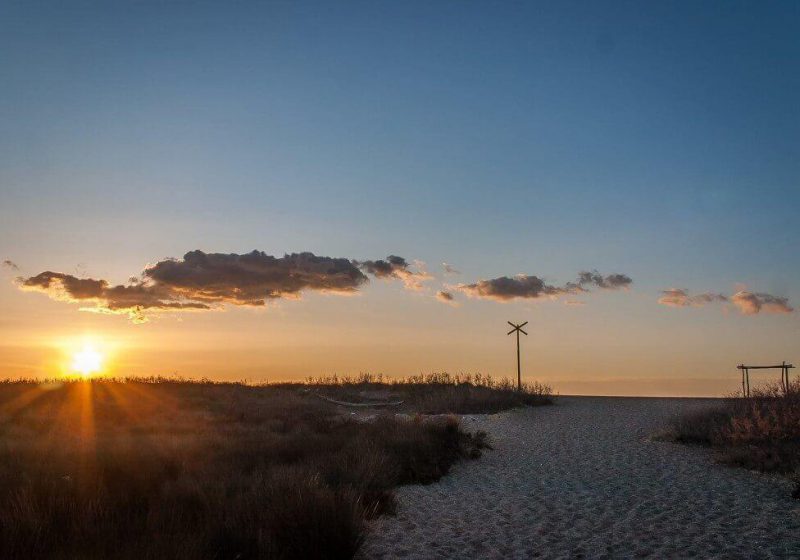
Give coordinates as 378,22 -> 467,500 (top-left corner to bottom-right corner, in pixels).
302,372 -> 553,414
0,377 -> 502,559
668,381 -> 800,487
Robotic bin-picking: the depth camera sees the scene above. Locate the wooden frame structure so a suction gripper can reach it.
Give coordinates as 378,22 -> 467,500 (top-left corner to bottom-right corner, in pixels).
737,361 -> 794,397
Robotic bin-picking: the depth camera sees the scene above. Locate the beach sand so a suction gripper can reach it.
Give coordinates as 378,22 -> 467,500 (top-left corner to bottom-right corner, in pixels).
360,397 -> 800,559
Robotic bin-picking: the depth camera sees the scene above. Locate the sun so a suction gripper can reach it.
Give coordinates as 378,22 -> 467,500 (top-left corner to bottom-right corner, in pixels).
70,345 -> 104,377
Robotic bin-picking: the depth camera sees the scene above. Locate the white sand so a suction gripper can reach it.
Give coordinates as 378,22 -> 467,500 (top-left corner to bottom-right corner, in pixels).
360,397 -> 800,559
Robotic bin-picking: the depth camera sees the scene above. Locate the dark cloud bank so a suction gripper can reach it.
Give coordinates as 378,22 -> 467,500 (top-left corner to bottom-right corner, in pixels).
18,250 -> 429,322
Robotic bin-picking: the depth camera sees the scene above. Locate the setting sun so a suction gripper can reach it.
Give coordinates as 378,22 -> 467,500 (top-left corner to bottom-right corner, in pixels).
70,345 -> 103,377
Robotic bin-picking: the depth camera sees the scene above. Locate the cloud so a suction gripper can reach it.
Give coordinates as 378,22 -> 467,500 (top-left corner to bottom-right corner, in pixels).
658,287 -> 792,315
564,300 -> 586,306
356,255 -> 431,291
19,271 -> 211,323
18,250 -> 427,322
2,260 -> 19,271
731,291 -> 793,315
435,290 -> 456,305
455,270 -> 632,302
576,270 -> 633,290
456,275 -> 567,301
658,288 -> 728,308
145,251 -> 368,304
22,272 -> 108,300
442,263 -> 460,275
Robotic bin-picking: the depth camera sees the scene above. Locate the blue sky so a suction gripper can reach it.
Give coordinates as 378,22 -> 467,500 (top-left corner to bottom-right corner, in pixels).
1,2 -> 798,394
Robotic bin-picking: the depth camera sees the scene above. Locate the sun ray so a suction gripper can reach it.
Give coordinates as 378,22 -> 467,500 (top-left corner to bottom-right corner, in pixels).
0,384 -> 51,418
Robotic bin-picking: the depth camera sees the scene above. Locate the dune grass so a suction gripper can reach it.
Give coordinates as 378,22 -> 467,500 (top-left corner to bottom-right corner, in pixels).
667,380 -> 800,493
303,372 -> 553,414
0,374 -> 548,559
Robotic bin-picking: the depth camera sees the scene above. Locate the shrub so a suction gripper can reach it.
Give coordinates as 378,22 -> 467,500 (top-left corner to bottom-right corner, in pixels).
669,380 -> 800,479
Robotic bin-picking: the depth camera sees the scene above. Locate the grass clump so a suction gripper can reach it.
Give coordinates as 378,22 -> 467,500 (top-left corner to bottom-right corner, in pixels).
0,378 -> 491,559
303,372 -> 553,414
668,380 -> 800,492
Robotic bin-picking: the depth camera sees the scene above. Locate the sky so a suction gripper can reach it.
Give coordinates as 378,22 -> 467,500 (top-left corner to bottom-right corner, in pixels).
1,1 -> 798,396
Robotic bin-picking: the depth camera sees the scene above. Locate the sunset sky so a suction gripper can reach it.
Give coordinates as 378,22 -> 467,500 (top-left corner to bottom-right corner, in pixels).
1,2 -> 798,396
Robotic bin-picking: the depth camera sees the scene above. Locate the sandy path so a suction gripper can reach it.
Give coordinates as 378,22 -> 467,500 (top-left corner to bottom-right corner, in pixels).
360,397 -> 800,559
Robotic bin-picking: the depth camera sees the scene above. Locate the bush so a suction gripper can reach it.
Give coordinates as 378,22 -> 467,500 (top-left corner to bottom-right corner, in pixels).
668,380 -> 800,477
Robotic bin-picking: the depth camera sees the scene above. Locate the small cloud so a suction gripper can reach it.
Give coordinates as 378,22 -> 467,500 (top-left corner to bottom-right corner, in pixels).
456,274 -> 567,302
442,263 -> 460,275
455,269 -> 633,302
436,290 -> 453,302
658,288 -> 728,308
435,290 -> 458,305
2,260 -> 19,271
357,255 -> 432,291
658,286 -> 793,315
731,291 -> 793,315
576,270 -> 633,290
564,300 -> 586,306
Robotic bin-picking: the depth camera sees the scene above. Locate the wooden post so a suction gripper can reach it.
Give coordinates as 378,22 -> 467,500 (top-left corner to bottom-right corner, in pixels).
741,365 -> 746,397
745,367 -> 750,398
782,361 -> 787,394
516,328 -> 521,391
507,321 -> 528,392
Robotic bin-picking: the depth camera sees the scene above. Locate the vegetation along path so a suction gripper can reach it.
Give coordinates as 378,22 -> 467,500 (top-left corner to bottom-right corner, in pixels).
361,397 -> 800,559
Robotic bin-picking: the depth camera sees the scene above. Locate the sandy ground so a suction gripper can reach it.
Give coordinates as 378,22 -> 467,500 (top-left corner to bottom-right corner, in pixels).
360,397 -> 800,559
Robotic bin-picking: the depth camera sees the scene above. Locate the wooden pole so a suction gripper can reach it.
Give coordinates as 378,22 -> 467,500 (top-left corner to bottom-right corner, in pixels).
516,328 -> 521,391
507,321 -> 527,392
745,368 -> 750,398
785,362 -> 790,394
741,365 -> 746,398
782,361 -> 786,394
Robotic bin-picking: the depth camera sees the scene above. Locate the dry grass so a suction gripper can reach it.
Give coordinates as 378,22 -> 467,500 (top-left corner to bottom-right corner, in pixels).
668,380 -> 800,490
303,372 -> 553,414
0,374 -> 545,559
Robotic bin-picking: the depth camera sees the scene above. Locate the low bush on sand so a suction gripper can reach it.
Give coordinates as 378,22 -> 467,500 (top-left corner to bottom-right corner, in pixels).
0,376 -> 520,559
303,372 -> 553,414
668,381 -> 800,487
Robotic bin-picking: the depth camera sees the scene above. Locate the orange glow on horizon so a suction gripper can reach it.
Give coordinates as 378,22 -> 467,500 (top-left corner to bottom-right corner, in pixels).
56,335 -> 120,379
